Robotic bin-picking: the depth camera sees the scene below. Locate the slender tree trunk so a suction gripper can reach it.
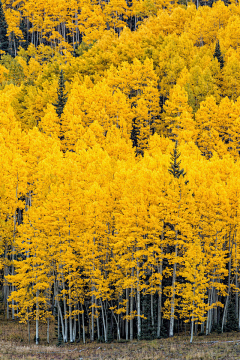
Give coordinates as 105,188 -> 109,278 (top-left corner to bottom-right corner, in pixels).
81,303 -> 85,344
130,267 -> 134,340
190,318 -> 194,343
235,238 -> 239,324
157,242 -> 163,338
206,290 -> 211,335
110,303 -> 121,341
6,283 -> 9,320
58,300 -> 66,342
69,296 -> 73,342
73,311 -> 76,342
62,281 -> 68,342
169,234 -> 178,337
69,299 -> 73,343
151,294 -> 154,327
4,254 -> 9,319
101,299 -> 107,343
136,260 -> 141,339
27,307 -> 30,344
12,177 -> 19,320
97,301 -> 100,340
209,289 -> 213,334
126,288 -> 129,340
36,289 -> 39,345
213,288 -> 218,326
78,303 -> 81,341
222,230 -> 232,332
58,306 -> 60,339
238,297 -> 240,331
91,293 -> 95,341
47,318 -> 50,344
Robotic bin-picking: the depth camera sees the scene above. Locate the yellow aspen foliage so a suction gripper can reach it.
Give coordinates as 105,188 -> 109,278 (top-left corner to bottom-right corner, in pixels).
147,132 -> 171,155
0,64 -> 9,84
78,4 -> 106,43
195,96 -> 219,157
62,79 -> 133,143
39,104 -> 60,139
103,0 -> 129,32
106,57 -> 160,134
4,8 -> 23,40
222,55 -> 240,100
219,15 -> 240,53
133,97 -> 152,155
177,55 -> 220,112
157,36 -> 186,100
186,1 -> 230,48
62,116 -> 85,152
104,125 -> 135,161
4,0 -> 240,344
177,238 -> 209,342
0,85 -> 21,132
16,57 -> 42,83
162,84 -> 195,141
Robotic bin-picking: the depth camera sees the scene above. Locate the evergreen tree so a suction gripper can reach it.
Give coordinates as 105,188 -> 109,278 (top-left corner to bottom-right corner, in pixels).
140,294 -> 157,340
130,119 -> 141,156
213,41 -> 224,69
168,140 -> 186,179
224,299 -> 238,332
0,1 -> 9,54
53,70 -> 68,141
53,70 -> 68,118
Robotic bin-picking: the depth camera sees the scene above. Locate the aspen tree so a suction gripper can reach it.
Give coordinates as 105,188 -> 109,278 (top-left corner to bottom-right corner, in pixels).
195,96 -> 219,158
177,236 -> 209,343
222,55 -> 240,101
162,84 -> 195,141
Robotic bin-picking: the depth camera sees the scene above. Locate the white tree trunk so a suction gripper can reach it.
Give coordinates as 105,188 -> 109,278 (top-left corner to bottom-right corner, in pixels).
126,288 -> 129,340
81,304 -> 85,344
222,230 -> 232,333
47,318 -> 50,344
101,299 -> 107,343
137,261 -> 141,339
169,241 -> 178,337
91,294 -> 95,341
157,243 -> 163,338
63,281 -> 68,342
190,319 -> 194,343
36,289 -> 39,345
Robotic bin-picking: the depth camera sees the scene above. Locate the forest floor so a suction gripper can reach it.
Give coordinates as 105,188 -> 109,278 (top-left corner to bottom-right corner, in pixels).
0,320 -> 240,359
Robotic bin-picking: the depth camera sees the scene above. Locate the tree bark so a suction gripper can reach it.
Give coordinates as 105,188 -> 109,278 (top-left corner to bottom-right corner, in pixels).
137,260 -> 141,339
222,230 -> 233,332
126,288 -> 129,340
169,235 -> 178,337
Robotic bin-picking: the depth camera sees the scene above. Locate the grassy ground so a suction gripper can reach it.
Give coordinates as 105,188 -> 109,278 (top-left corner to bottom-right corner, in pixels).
0,320 -> 240,359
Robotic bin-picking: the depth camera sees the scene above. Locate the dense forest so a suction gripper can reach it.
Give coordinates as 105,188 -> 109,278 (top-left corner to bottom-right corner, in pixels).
0,0 -> 240,346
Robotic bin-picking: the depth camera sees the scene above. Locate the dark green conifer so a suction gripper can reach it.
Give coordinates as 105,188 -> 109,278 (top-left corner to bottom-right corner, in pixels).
53,70 -> 68,118
0,1 -> 9,54
140,294 -> 157,340
168,140 -> 186,179
213,40 -> 224,69
53,70 -> 68,141
130,119 -> 145,157
224,299 -> 238,332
